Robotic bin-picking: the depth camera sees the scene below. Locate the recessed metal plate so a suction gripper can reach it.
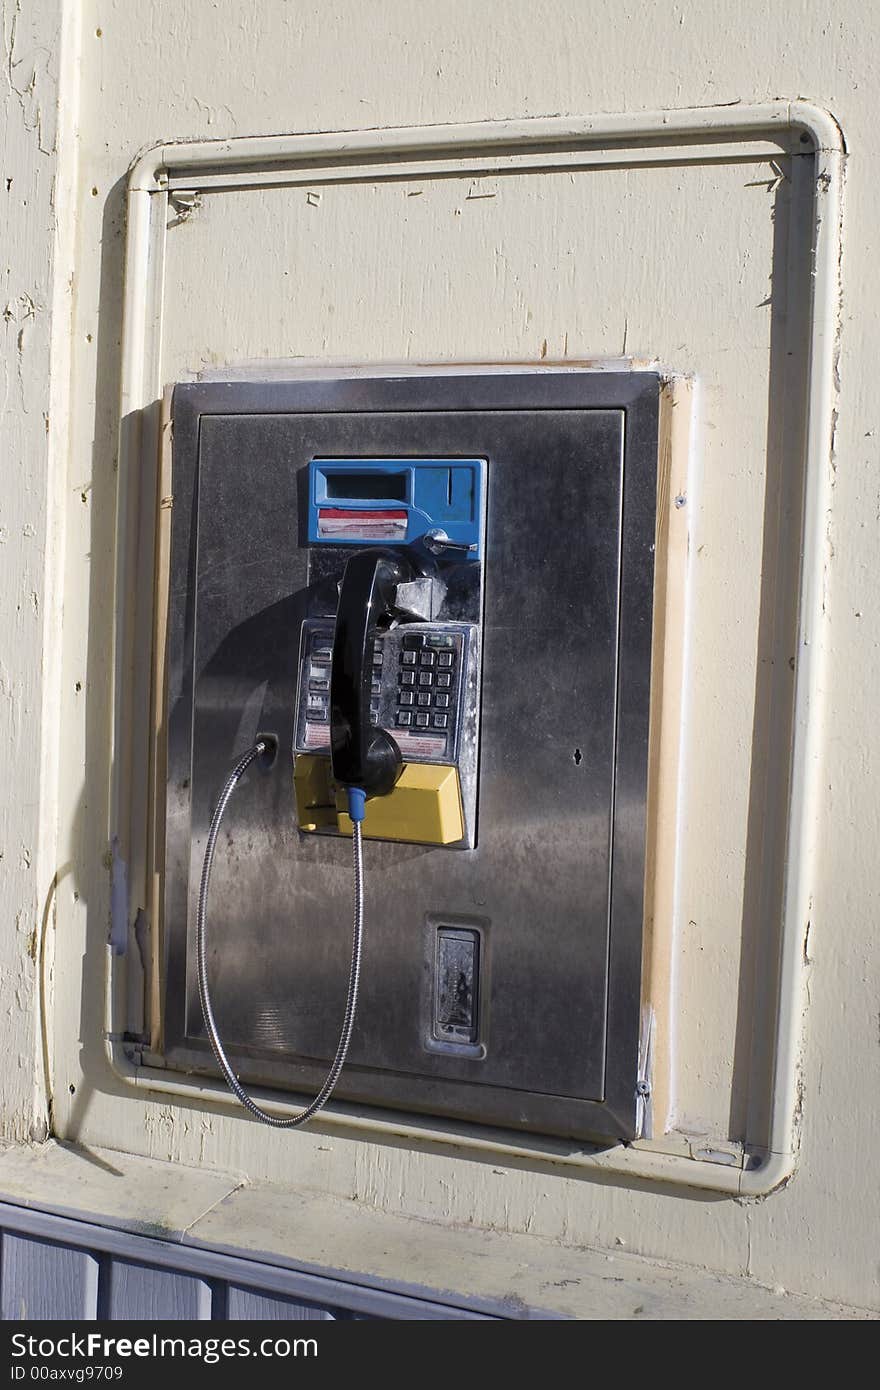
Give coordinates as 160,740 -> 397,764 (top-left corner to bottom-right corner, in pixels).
162,370 -> 660,1141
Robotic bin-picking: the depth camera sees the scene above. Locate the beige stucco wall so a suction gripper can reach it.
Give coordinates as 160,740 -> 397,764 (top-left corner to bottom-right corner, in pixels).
2,0 -> 878,1312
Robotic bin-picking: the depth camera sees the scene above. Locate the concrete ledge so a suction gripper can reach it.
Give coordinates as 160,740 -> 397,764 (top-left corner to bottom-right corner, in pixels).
0,1140 -> 873,1320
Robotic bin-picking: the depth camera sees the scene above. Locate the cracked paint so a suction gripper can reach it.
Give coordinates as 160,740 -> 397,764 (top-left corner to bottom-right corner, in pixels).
0,0 -> 875,1317
1,0 -> 70,1148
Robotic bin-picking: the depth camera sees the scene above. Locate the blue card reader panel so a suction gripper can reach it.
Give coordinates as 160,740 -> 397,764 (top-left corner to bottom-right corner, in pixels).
308,458 -> 484,559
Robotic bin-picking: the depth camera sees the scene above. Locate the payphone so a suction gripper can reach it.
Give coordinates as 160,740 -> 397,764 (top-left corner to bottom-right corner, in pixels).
162,368 -> 661,1142
292,456 -> 486,849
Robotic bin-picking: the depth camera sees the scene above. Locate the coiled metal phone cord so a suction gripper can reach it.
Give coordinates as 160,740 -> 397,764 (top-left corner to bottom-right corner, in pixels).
196,740 -> 364,1127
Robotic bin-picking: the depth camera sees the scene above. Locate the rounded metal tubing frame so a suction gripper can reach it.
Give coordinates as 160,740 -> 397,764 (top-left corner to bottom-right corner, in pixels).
108,102 -> 844,1197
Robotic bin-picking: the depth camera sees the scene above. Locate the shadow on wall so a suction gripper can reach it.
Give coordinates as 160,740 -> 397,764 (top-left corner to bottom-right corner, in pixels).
50,150 -> 814,1182
55,173 -> 133,1152
727,151 -> 814,1147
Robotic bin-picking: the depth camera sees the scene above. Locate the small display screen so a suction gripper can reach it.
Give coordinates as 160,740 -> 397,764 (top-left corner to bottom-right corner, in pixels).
325,472 -> 408,501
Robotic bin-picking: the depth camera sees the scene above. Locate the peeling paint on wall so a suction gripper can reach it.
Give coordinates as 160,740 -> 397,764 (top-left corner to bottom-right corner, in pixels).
1,0 -> 77,1145
2,0 -> 879,1314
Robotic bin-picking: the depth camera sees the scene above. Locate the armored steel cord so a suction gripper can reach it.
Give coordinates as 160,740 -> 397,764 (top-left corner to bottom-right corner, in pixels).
196,740 -> 364,1127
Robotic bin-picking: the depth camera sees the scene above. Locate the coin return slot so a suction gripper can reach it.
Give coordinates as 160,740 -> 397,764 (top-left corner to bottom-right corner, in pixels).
433,927 -> 480,1045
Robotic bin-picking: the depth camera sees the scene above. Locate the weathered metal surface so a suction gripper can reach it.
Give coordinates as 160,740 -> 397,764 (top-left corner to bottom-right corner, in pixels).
163,370 -> 658,1142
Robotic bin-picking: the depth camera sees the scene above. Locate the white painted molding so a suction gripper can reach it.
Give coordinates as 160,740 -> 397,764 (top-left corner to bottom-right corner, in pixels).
110,102 -> 844,1197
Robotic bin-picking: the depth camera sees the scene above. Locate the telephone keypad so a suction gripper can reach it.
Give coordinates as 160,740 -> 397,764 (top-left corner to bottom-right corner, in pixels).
298,620 -> 471,762
391,627 -> 465,748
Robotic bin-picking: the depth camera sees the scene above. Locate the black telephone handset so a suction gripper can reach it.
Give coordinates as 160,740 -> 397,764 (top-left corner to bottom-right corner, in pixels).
329,548 -> 415,799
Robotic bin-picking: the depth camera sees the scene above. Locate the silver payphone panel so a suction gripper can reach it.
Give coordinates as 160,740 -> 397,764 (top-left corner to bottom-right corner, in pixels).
161,369 -> 660,1142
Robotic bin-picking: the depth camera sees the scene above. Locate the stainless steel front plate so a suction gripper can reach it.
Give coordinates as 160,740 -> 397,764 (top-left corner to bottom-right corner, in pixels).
162,370 -> 660,1142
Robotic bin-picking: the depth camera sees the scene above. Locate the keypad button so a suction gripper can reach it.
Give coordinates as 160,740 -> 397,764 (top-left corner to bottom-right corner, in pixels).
436,672 -> 452,688
370,676 -> 381,694
415,712 -> 430,728
309,677 -> 329,692
306,693 -> 328,722
403,633 -> 425,649
397,710 -> 413,727
417,692 -> 431,707
434,692 -> 450,708
418,671 -> 433,687
419,650 -> 436,667
399,690 -> 414,706
399,669 -> 416,686
402,650 -> 417,666
372,650 -> 383,667
438,651 -> 454,668
432,713 -> 448,729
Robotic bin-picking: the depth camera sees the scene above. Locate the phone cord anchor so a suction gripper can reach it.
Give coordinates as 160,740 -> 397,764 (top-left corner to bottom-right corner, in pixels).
196,742 -> 365,1128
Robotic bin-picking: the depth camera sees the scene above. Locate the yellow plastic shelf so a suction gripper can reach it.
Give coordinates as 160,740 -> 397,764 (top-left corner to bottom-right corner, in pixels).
294,754 -> 463,846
